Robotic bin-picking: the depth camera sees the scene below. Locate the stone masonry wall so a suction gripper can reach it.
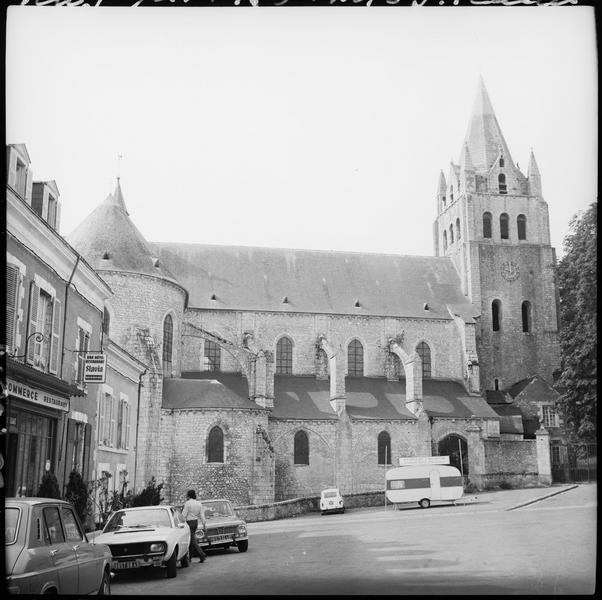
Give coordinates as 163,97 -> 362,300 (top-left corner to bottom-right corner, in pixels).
158,407 -> 272,506
182,309 -> 465,382
270,420 -> 338,501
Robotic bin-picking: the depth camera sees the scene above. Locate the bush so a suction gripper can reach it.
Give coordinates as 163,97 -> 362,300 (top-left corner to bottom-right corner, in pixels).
65,470 -> 89,524
37,472 -> 61,499
132,477 -> 164,507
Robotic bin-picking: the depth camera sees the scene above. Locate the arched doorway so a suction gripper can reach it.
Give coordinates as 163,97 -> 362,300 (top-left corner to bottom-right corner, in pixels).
437,434 -> 469,477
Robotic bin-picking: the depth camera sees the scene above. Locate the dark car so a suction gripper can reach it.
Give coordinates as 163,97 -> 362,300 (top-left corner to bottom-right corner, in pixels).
5,497 -> 112,595
194,499 -> 248,553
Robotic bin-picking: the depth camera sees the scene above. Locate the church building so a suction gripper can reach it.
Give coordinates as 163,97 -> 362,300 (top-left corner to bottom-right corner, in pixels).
67,79 -> 561,506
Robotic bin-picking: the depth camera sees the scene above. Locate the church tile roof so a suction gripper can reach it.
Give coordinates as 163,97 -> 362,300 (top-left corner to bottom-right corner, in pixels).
149,242 -> 477,320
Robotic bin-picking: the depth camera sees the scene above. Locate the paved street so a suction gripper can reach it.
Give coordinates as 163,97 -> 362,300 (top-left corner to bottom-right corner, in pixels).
110,484 -> 596,595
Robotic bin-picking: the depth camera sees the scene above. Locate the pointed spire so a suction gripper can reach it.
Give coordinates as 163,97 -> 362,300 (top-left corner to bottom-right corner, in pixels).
527,149 -> 540,178
460,142 -> 474,171
463,77 -> 515,172
438,170 -> 447,194
527,148 -> 542,196
106,177 -> 130,216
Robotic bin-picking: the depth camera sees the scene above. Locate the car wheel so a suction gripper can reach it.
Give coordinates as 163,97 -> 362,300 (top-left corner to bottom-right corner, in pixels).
98,568 -> 111,595
166,548 -> 178,578
419,498 -> 431,509
181,549 -> 190,568
237,540 -> 249,553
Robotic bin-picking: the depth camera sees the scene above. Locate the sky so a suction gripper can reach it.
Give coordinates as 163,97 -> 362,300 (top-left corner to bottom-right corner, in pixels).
5,4 -> 597,258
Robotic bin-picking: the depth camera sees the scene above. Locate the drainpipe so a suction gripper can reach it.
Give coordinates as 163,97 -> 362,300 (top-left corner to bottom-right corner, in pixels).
133,368 -> 148,492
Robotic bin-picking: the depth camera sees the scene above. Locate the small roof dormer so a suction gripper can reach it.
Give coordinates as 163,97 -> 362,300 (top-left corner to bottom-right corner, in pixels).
6,143 -> 33,204
31,179 -> 61,231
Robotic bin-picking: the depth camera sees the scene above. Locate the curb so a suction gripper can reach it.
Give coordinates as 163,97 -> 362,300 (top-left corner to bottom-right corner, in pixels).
505,484 -> 580,511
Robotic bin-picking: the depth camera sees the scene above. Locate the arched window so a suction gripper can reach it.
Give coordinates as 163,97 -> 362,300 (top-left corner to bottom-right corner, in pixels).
499,156 -> 505,168
517,214 -> 527,240
522,301 -> 532,333
378,431 -> 391,465
500,213 -> 509,240
276,336 -> 293,374
498,173 -> 507,194
449,224 -> 454,244
204,340 -> 221,371
492,300 -> 502,332
103,307 -> 110,336
207,426 -> 224,463
494,378 -> 500,391
483,212 -> 492,238
443,230 -> 448,251
162,314 -> 173,377
294,430 -> 309,465
347,339 -> 364,377
450,188 -> 454,203
442,195 -> 446,208
416,341 -> 431,379
456,217 -> 461,240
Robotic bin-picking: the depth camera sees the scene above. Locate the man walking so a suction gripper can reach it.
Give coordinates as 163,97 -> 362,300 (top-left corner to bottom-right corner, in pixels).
182,489 -> 207,563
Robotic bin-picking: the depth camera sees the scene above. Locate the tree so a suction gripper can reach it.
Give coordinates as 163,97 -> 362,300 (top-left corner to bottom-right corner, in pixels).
555,201 -> 597,441
132,477 -> 164,507
37,472 -> 61,499
65,470 -> 89,525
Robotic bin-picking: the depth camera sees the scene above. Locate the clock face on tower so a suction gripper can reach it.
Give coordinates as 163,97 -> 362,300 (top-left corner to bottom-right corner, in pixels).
501,260 -> 520,281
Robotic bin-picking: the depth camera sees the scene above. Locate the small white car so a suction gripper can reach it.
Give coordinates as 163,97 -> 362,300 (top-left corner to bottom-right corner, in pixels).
93,505 -> 190,578
320,488 -> 345,515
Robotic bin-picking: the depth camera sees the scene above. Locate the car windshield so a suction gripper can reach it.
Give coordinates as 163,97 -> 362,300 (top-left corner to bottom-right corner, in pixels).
5,508 -> 20,543
323,491 -> 339,498
104,508 -> 172,532
201,500 -> 234,519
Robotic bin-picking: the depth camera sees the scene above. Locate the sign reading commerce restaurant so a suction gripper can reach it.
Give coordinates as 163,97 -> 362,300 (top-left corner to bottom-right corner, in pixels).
398,456 -> 450,466
6,378 -> 69,412
83,353 -> 107,384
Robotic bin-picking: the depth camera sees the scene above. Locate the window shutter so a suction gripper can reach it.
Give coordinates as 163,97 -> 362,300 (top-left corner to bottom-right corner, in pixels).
125,403 -> 131,449
6,264 -> 19,353
49,298 -> 61,374
109,396 -> 116,447
63,418 -> 77,484
26,281 -> 40,364
99,396 -> 106,446
82,423 -> 92,481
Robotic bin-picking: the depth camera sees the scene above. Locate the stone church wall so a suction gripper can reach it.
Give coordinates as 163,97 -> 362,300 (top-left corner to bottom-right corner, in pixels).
157,407 -> 271,506
350,419 -> 427,492
482,438 -> 539,488
183,309 -> 465,381
270,420 -> 338,501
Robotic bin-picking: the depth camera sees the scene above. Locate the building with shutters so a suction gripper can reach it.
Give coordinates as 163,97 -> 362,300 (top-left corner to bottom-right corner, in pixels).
63,79 -> 562,505
5,144 -> 146,512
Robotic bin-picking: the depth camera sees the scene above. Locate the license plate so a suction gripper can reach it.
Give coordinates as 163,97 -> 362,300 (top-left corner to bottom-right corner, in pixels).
209,534 -> 232,543
112,560 -> 138,569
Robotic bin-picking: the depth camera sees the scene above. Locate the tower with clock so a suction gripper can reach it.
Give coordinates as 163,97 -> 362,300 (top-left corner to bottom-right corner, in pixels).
433,77 -> 561,392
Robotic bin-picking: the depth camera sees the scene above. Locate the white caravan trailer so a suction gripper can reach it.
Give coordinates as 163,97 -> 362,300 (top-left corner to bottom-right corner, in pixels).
385,464 -> 464,509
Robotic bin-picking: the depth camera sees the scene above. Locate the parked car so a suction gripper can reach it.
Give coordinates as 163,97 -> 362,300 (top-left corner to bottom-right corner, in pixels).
193,499 -> 248,553
320,488 -> 345,515
5,497 -> 112,595
92,505 -> 190,578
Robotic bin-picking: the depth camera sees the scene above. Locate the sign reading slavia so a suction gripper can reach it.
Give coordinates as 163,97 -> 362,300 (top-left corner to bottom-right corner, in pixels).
83,353 -> 107,383
6,378 -> 69,412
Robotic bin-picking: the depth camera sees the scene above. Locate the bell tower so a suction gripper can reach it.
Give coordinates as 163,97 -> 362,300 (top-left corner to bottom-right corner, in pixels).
433,77 -> 560,391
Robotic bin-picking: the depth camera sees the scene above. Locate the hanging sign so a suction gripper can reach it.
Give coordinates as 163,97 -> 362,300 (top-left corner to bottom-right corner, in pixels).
398,456 -> 450,466
83,353 -> 107,383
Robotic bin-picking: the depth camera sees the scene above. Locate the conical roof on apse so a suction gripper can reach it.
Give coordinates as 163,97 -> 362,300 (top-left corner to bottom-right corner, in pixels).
67,179 -> 181,286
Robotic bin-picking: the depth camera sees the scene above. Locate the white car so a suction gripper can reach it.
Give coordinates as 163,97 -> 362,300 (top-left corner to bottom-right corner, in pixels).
93,505 -> 190,578
320,488 -> 345,515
